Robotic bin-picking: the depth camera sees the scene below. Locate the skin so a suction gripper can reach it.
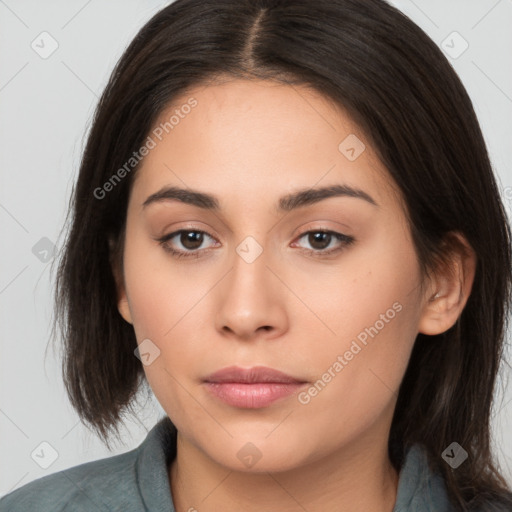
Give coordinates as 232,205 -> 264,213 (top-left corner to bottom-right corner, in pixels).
114,78 -> 476,512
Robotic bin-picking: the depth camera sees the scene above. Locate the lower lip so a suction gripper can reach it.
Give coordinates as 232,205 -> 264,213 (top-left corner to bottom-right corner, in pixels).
204,382 -> 306,408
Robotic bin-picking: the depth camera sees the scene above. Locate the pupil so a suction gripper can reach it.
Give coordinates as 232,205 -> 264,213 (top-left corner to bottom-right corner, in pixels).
182,231 -> 203,249
310,232 -> 330,250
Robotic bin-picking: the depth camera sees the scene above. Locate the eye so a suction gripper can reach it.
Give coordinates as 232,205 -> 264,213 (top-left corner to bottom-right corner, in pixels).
292,229 -> 355,257
155,228 -> 355,259
156,229 -> 219,259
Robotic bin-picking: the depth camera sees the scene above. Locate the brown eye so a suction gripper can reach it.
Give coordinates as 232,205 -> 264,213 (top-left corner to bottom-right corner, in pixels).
156,229 -> 218,258
307,231 -> 332,250
179,231 -> 204,250
293,230 -> 355,257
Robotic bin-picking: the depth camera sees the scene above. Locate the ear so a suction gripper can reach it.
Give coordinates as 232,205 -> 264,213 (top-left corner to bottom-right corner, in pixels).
418,232 -> 476,336
109,235 -> 133,325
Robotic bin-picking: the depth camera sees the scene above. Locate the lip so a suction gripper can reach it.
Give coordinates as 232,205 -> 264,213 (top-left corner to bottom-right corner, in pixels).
204,365 -> 305,384
203,366 -> 308,408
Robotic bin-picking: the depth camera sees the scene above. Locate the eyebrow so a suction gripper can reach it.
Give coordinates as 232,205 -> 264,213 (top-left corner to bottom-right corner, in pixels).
142,184 -> 378,212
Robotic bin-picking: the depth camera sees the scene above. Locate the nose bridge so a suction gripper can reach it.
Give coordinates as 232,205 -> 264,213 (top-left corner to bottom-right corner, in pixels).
229,233 -> 274,310
214,231 -> 286,338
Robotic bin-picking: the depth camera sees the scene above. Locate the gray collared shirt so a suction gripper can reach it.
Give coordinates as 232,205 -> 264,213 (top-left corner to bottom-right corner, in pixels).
0,416 -> 456,511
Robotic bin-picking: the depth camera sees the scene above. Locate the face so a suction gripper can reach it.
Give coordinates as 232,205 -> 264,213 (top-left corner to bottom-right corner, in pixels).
115,78 -> 432,472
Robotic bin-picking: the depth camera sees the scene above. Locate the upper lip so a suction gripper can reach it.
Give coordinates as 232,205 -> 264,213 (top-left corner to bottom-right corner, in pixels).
204,366 -> 307,384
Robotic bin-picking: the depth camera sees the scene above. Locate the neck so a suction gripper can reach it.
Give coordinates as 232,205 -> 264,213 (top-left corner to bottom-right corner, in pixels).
169,431 -> 399,512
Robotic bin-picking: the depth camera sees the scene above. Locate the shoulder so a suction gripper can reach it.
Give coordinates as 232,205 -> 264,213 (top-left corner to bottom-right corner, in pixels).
0,446 -> 142,512
0,416 -> 177,512
394,444 -> 512,512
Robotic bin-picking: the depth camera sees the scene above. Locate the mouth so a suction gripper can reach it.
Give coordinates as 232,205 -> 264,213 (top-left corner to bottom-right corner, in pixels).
203,366 -> 309,409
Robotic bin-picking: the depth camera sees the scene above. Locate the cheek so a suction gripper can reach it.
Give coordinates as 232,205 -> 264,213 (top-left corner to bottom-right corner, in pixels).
296,229 -> 422,413
121,223 -> 209,384
308,225 -> 422,348
294,294 -> 420,458
122,223 -> 183,336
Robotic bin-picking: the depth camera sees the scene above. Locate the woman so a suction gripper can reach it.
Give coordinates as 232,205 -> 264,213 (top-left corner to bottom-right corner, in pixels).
1,0 -> 511,510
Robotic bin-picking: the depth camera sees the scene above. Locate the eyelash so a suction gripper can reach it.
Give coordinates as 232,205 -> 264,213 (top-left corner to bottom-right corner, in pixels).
155,227 -> 355,260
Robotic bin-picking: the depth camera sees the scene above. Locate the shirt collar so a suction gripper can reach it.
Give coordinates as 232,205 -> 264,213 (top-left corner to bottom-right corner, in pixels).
135,416 -> 451,512
392,443 -> 452,511
135,415 -> 177,511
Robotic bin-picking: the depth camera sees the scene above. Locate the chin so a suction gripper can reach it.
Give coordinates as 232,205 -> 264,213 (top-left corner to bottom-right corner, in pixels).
217,448 -> 304,474
198,433 -> 311,473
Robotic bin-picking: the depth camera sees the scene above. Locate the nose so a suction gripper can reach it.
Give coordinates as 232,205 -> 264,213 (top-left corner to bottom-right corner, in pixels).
214,242 -> 288,341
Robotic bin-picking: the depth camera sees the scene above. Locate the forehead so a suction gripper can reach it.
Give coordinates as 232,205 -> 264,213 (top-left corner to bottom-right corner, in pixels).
130,78 -> 400,214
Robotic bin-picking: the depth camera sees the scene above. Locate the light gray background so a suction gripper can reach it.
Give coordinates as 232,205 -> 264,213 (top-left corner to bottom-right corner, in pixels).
1,0 -> 511,497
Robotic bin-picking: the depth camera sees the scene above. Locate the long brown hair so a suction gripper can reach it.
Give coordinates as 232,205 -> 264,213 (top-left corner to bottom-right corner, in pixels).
51,0 -> 512,509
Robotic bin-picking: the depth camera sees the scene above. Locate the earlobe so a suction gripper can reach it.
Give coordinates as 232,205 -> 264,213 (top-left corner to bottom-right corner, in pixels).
117,295 -> 133,325
418,232 -> 476,336
113,273 -> 133,325
109,235 -> 133,325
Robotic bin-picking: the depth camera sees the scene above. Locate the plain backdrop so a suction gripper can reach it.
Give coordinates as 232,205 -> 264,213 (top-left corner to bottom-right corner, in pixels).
1,0 -> 511,497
